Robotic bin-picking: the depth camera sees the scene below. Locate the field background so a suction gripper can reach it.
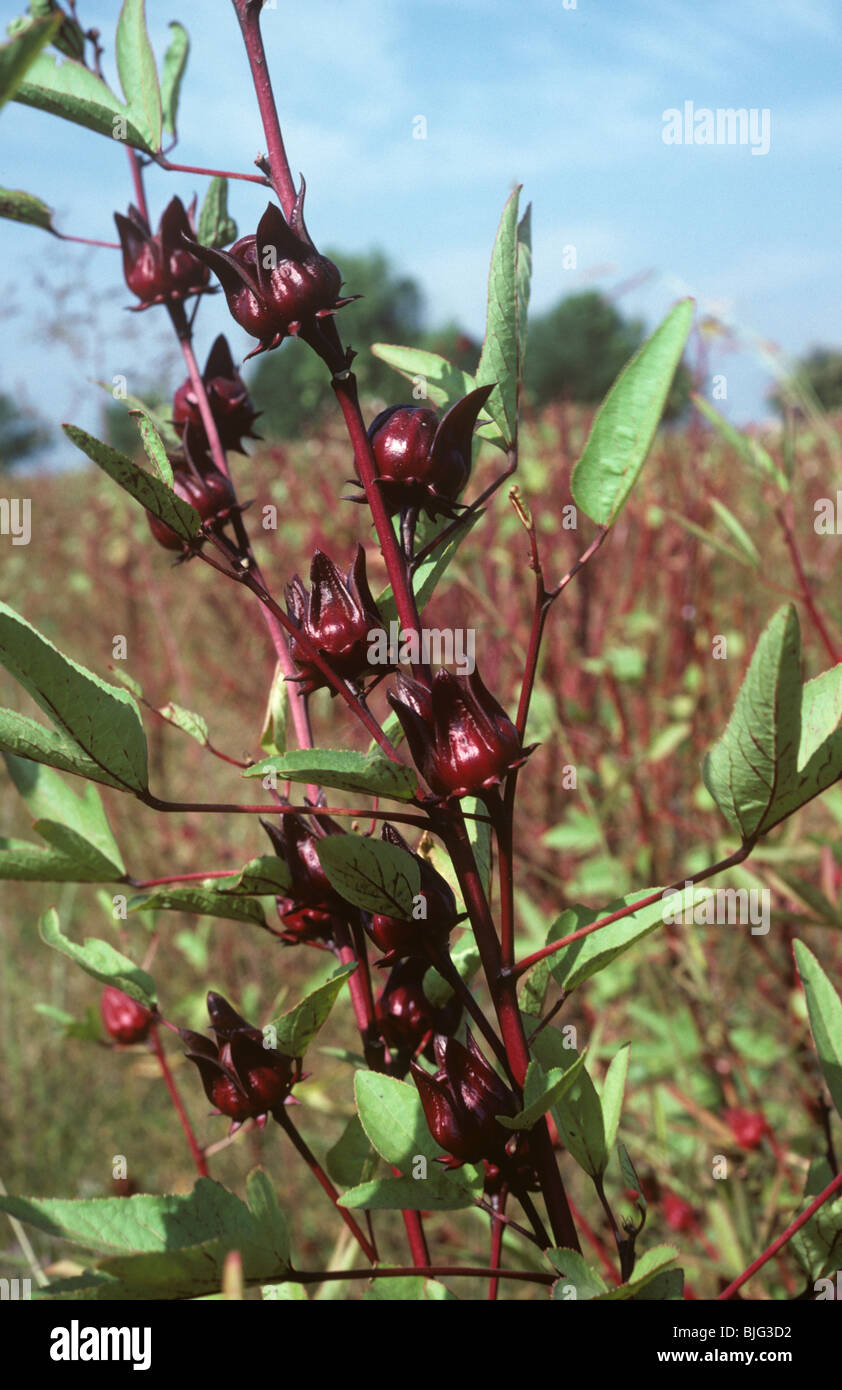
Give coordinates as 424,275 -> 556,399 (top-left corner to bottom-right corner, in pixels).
2,400 -> 842,1298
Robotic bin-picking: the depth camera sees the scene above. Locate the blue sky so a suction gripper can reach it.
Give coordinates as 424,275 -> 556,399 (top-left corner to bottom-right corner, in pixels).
2,0 -> 841,460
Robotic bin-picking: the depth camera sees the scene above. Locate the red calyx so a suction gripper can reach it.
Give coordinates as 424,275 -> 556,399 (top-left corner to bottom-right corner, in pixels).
100,986 -> 154,1045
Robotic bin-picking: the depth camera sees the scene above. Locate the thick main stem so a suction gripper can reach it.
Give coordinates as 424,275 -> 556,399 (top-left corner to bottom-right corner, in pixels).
232,0 -> 298,216
443,810 -> 580,1251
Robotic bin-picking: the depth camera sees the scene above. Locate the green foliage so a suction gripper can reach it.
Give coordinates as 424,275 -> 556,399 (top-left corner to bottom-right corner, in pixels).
0,1173 -> 291,1300
571,299 -> 694,526
243,748 -> 418,800
39,908 -> 155,1008
316,833 -> 421,917
704,605 -> 842,841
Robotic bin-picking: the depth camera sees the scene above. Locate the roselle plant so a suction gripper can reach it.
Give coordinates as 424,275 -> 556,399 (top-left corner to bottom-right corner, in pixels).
1,1 -> 842,1304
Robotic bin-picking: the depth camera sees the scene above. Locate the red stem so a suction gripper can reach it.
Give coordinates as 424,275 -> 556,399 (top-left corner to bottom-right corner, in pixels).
154,156 -> 269,186
232,0 -> 299,217
513,843 -> 753,979
150,1025 -> 209,1177
718,1166 -> 842,1299
276,1108 -> 377,1262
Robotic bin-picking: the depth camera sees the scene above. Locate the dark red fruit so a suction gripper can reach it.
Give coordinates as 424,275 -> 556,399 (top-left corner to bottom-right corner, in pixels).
364,823 -> 459,963
285,545 -> 386,694
725,1107 -> 768,1151
183,195 -> 352,359
100,986 -> 153,1045
375,957 -> 462,1060
114,197 -> 210,310
366,386 -> 492,519
411,1031 -> 517,1164
388,667 -> 535,799
147,469 -> 235,552
172,335 -> 260,454
180,992 -> 300,1130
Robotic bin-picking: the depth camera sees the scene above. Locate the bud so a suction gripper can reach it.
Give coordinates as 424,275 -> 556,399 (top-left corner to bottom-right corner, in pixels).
285,545 -> 387,694
114,197 -> 210,310
725,1107 -> 768,1152
365,823 -> 460,962
388,667 -> 535,799
661,1191 -> 698,1234
411,1031 -> 517,1164
183,194 -> 354,359
172,335 -> 260,455
180,992 -> 300,1131
147,468 -> 235,552
375,958 -> 462,1070
366,386 -> 492,518
100,986 -> 153,1045
262,813 -> 349,946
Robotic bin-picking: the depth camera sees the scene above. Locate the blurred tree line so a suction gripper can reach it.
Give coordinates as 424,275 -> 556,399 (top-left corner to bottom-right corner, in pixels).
14,249 -> 842,469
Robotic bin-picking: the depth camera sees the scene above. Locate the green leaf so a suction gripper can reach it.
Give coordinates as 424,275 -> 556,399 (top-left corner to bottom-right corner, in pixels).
262,1281 -> 308,1300
316,833 -> 420,918
790,1159 -> 842,1280
135,413 -> 173,486
618,1141 -> 646,1212
704,605 -> 842,840
548,1248 -> 608,1300
540,1046 -> 607,1179
794,941 -> 842,1121
222,856 -> 292,896
93,382 -> 180,450
259,662 -> 289,758
0,603 -> 148,793
0,186 -> 56,233
158,701 -> 208,746
326,1114 -> 378,1188
160,20 -> 188,137
516,201 -> 532,382
14,50 -> 154,151
340,1166 -> 482,1211
571,299 -> 694,526
709,498 -> 761,569
4,753 -> 124,873
39,908 -> 155,1007
498,1052 -> 587,1131
0,836 -> 116,882
355,1070 -> 445,1167
593,1245 -> 679,1301
542,893 -> 667,994
369,344 -> 476,410
0,707 -> 128,789
2,1176 -> 291,1300
115,0 -> 162,152
197,175 -> 238,249
268,964 -> 356,1056
474,188 -> 529,448
693,394 -> 789,493
0,12 -> 61,108
421,934 -> 481,1009
666,508 -> 758,570
363,1275 -> 457,1301
128,886 -> 268,929
244,748 -> 417,801
600,1043 -> 630,1151
63,424 -> 200,542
